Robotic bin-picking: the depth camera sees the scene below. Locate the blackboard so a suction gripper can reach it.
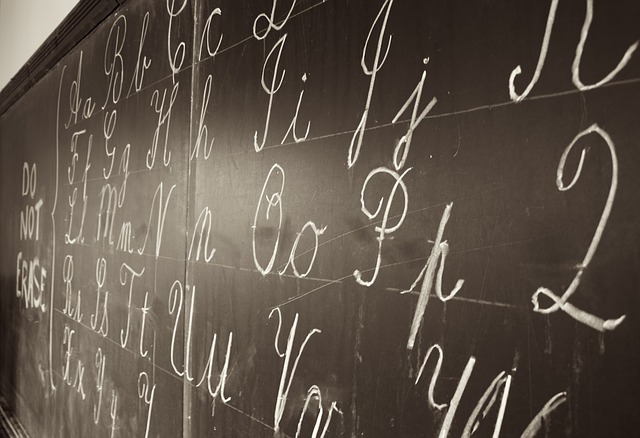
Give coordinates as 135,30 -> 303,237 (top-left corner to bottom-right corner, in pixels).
1,0 -> 640,437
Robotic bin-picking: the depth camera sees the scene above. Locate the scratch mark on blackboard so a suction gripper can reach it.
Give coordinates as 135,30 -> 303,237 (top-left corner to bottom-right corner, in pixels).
544,315 -> 552,355
453,109 -> 461,157
351,290 -> 366,438
526,310 -> 534,418
470,206 -> 501,350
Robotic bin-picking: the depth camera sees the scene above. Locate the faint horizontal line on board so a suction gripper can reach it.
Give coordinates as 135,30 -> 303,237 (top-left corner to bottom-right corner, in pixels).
230,76 -> 640,157
259,180 -> 512,284
57,247 -> 522,310
425,76 -> 640,120
61,67 -> 639,182
51,309 -> 288,435
205,260 -> 336,284
223,402 -> 283,435
53,306 -> 144,360
59,209 -> 548,311
60,240 -> 338,284
449,231 -> 565,258
52,306 -> 216,389
388,288 -> 522,309
62,240 -> 187,264
67,72 -> 640,179
269,238 -> 537,309
63,164 -> 174,187
57,179 -> 506,271
56,72 -> 640,179
60,245 -> 521,309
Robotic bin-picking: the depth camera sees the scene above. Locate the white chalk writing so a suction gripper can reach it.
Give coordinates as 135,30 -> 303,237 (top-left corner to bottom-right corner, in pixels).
62,255 -> 83,322
254,34 -> 287,152
66,51 -> 95,127
295,385 -> 341,438
90,257 -> 109,337
392,61 -> 437,170
509,0 -> 558,102
102,15 -> 127,108
167,0 -> 187,82
405,203 -> 464,350
138,371 -> 156,438
137,182 -> 176,258
128,12 -> 151,96
65,130 -> 92,245
572,0 -> 638,91
120,262 -> 145,348
353,166 -> 410,286
253,0 -> 298,40
348,0 -> 394,167
531,124 -> 625,332
199,8 -> 223,61
270,307 -> 321,433
93,348 -> 106,424
62,326 -> 86,400
147,84 -> 178,169
190,75 -> 215,161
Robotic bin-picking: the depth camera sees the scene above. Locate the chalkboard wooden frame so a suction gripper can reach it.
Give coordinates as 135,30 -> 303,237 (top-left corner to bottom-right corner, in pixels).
0,395 -> 28,437
0,0 -> 127,115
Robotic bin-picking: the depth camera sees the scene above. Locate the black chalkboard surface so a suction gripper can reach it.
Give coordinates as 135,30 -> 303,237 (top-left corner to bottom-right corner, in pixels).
1,0 -> 640,437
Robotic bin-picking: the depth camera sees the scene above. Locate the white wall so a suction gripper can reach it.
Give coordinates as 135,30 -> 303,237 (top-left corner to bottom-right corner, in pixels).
0,0 -> 80,91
